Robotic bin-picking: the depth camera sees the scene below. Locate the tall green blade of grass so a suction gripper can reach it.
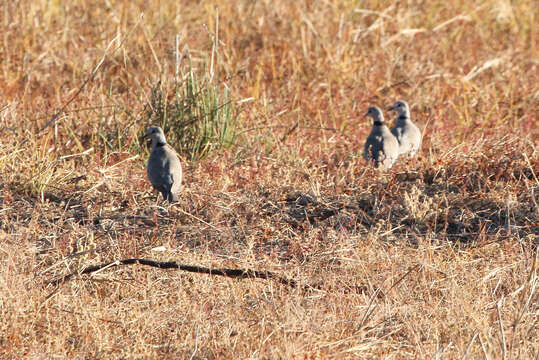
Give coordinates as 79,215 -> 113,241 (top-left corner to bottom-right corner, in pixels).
146,63 -> 237,161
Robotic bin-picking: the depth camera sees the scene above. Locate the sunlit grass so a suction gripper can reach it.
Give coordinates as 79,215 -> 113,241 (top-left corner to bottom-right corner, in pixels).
0,0 -> 537,358
145,63 -> 237,161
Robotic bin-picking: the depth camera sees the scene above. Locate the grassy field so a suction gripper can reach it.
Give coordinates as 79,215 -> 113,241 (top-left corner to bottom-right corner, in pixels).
1,0 -> 537,358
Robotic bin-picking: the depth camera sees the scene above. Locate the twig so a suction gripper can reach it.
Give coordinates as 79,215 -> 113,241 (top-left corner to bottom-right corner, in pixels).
46,258 -> 303,289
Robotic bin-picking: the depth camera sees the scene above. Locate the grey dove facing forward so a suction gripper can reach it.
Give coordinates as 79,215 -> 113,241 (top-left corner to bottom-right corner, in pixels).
144,126 -> 183,203
363,106 -> 399,170
388,100 -> 422,158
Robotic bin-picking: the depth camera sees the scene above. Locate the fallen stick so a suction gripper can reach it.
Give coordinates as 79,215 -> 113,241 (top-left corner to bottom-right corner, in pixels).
47,258 -> 301,288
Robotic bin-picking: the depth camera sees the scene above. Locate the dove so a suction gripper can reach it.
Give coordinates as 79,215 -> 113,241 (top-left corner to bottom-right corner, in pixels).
143,126 -> 183,203
363,106 -> 399,170
388,100 -> 422,158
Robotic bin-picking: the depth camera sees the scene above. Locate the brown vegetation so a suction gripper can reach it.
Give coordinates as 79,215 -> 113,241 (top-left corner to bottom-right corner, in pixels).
0,0 -> 537,358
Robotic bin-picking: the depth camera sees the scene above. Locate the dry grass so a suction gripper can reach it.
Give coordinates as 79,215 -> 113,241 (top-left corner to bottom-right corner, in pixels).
1,0 -> 538,358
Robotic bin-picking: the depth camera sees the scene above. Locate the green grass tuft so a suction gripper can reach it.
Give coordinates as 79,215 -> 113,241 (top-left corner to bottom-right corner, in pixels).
146,64 -> 237,161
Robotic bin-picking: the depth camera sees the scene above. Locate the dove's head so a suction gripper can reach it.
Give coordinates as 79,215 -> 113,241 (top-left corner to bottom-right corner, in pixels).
365,106 -> 384,125
144,126 -> 167,147
388,100 -> 410,117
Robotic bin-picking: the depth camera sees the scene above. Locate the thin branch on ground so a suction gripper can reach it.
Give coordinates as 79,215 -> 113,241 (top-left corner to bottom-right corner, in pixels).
46,257 -> 311,289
